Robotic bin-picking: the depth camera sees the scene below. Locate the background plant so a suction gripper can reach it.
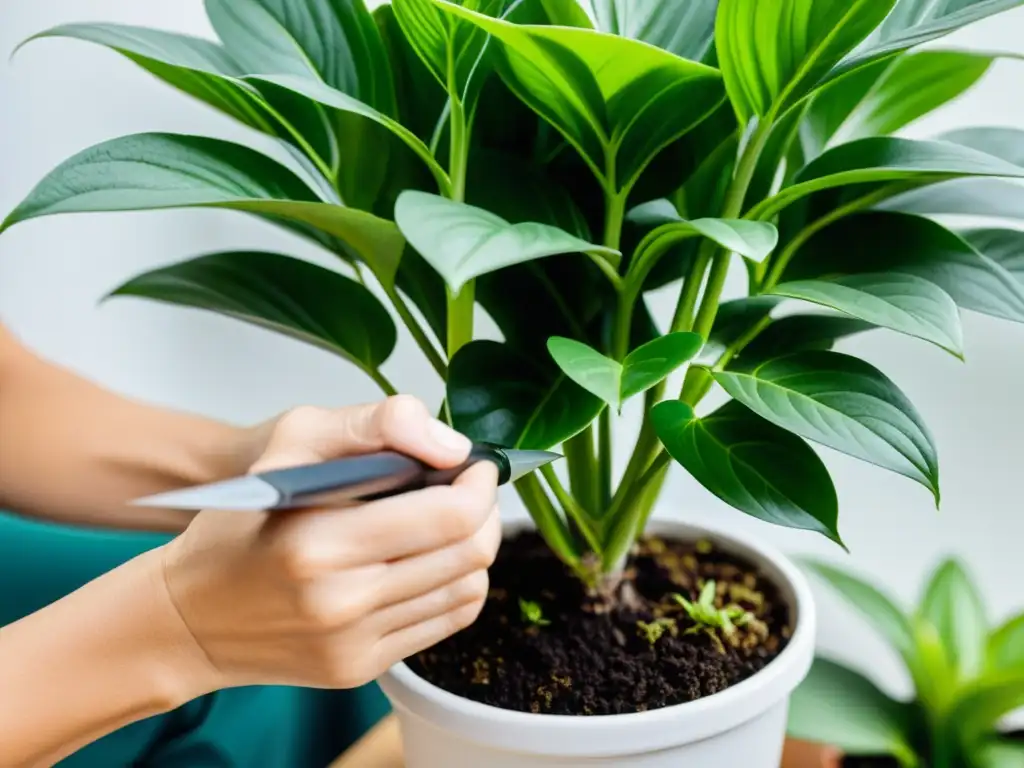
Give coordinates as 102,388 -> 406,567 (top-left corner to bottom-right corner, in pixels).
788,558 -> 1024,768
6,0 -> 1024,593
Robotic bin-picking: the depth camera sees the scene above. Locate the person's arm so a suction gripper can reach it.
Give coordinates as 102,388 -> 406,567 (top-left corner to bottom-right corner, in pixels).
0,324 -> 268,531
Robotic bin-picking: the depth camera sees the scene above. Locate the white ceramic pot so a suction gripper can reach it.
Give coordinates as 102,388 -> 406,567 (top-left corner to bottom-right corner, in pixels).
378,517 -> 816,768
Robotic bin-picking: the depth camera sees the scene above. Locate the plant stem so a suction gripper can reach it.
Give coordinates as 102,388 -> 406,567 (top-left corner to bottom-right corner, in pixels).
540,464 -> 602,553
602,451 -> 671,570
384,286 -> 448,378
444,62 -> 474,360
367,367 -> 399,396
446,284 -> 475,358
515,475 -> 583,569
598,409 -> 612,508
670,238 -> 716,333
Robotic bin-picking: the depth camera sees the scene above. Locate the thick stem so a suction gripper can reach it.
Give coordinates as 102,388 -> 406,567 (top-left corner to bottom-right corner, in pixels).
540,464 -> 602,553
444,66 -> 474,360
445,284 -> 475,359
564,428 -> 599,513
598,409 -> 612,508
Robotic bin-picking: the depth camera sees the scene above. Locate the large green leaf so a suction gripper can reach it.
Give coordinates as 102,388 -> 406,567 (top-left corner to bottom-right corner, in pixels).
652,400 -> 841,542
547,333 -> 703,410
771,273 -> 964,357
585,0 -> 717,62
987,614 -> 1024,672
0,133 -> 406,287
835,0 -> 1024,78
878,178 -> 1024,220
428,0 -> 726,193
941,126 -> 1024,166
950,668 -> 1024,748
108,251 -> 396,373
739,314 -> 874,365
977,740 -> 1024,768
393,190 -> 617,293
749,137 -> 1024,221
786,212 -> 1024,325
919,558 -> 987,680
715,0 -> 897,123
803,51 -> 993,157
961,228 -> 1024,283
715,351 -> 940,500
802,559 -> 919,662
446,340 -> 604,449
787,658 -> 918,763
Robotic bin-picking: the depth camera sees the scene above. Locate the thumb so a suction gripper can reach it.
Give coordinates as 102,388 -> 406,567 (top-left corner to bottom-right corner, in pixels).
250,396 -> 472,474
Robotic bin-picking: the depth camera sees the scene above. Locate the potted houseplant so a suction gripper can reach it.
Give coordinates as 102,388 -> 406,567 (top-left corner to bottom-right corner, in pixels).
786,557 -> 1024,768
6,0 -> 1024,764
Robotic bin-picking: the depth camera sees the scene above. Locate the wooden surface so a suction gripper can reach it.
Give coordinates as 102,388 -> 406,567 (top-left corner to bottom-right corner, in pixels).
328,714 -> 835,767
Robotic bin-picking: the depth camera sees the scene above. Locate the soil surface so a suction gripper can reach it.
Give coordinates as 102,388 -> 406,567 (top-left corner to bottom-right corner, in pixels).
406,530 -> 791,716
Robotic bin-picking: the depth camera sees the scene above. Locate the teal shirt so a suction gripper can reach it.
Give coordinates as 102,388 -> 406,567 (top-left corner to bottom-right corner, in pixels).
0,512 -> 390,767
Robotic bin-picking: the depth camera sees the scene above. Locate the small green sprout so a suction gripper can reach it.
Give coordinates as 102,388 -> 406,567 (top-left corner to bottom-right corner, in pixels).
671,580 -> 755,653
636,617 -> 678,646
519,598 -> 551,627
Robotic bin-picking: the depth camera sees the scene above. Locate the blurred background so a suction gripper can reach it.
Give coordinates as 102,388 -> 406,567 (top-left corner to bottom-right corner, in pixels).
2,1 -> 1022,718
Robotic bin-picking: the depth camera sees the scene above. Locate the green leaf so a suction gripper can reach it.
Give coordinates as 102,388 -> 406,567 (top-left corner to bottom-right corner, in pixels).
771,273 -> 964,357
950,668 -> 1024,749
879,177 -> 1024,220
0,133 -> 406,288
919,558 -> 987,680
787,212 -> 1024,325
803,51 -> 993,156
940,126 -> 1024,167
652,400 -> 841,542
108,251 -> 396,372
976,740 -> 1024,768
750,137 -> 1024,221
715,0 -> 897,123
802,559 -> 918,663
787,657 -> 918,762
986,614 -> 1024,673
428,0 -> 725,192
715,351 -> 940,500
627,200 -> 780,262
446,340 -> 604,449
529,0 -> 593,28
740,314 -> 874,365
547,333 -> 703,410
585,0 -> 717,62
393,190 -> 618,294
835,0 -> 1024,78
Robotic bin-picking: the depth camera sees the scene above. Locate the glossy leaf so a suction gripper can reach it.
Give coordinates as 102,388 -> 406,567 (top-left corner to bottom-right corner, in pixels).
987,614 -> 1024,672
878,177 -> 1024,220
739,314 -> 874,365
585,0 -> 717,61
715,0 -> 896,123
956,227 -> 1024,279
108,251 -> 396,371
652,400 -> 841,542
447,340 -> 604,449
803,51 -> 993,156
919,558 -> 987,680
786,212 -> 1024,325
715,351 -> 940,500
940,126 -> 1024,166
0,133 -> 406,287
771,273 -> 964,357
802,559 -> 918,662
787,657 -> 917,762
428,0 -> 725,192
750,137 -> 1024,220
393,190 -> 617,294
547,333 -> 703,410
627,200 -> 780,262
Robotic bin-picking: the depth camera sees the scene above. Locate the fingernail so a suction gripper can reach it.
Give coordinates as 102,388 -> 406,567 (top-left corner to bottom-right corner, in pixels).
426,418 -> 472,454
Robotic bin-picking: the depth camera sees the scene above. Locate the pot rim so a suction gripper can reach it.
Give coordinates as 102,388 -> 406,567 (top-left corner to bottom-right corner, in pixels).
378,515 -> 816,755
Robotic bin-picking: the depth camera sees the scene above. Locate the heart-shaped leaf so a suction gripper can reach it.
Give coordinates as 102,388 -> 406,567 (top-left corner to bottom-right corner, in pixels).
879,177 -> 1024,220
585,0 -> 717,62
715,0 -> 897,123
787,657 -> 918,763
771,273 -> 964,357
987,614 -> 1024,673
715,351 -> 940,500
652,400 -> 842,542
393,190 -> 618,294
787,212 -> 1024,325
0,133 -> 406,288
749,137 -> 1024,220
446,340 -> 604,449
919,558 -> 987,680
802,558 -> 918,663
547,332 -> 703,410
427,0 -> 725,193
739,314 -> 875,365
108,251 -> 396,373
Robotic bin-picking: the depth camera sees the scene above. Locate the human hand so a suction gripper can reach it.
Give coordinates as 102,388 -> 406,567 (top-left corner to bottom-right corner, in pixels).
158,395 -> 500,694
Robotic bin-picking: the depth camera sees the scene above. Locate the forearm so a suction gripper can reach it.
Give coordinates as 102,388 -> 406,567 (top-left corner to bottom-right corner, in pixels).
0,548 -> 216,768
0,326 -> 266,531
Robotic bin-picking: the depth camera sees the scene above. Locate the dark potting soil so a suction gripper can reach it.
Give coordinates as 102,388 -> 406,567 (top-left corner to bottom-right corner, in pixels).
406,530 -> 792,716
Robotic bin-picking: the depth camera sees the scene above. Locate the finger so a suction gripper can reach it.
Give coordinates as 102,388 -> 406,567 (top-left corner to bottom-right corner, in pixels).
376,600 -> 486,665
266,463 -> 499,575
372,570 -> 489,635
373,505 -> 500,608
251,395 -> 471,473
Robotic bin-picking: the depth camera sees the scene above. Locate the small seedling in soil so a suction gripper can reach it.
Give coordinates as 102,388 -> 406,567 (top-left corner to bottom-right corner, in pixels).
671,580 -> 755,653
636,618 -> 678,646
519,598 -> 551,627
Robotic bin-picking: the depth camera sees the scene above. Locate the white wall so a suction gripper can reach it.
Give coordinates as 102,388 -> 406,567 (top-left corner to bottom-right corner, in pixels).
3,1 -> 1024,709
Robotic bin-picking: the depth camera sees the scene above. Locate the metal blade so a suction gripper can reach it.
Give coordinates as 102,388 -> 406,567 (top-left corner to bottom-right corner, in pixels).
130,476 -> 282,511
505,449 -> 562,482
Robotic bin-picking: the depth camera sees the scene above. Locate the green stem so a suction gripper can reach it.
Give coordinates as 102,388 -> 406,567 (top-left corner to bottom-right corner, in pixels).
446,284 -> 475,359
598,409 -> 612,508
670,238 -> 716,333
602,451 -> 671,570
384,286 -> 448,379
256,99 -> 338,187
540,464 -> 602,553
367,367 -> 398,396
444,69 -> 474,359
564,428 -> 599,513
515,475 -> 583,569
